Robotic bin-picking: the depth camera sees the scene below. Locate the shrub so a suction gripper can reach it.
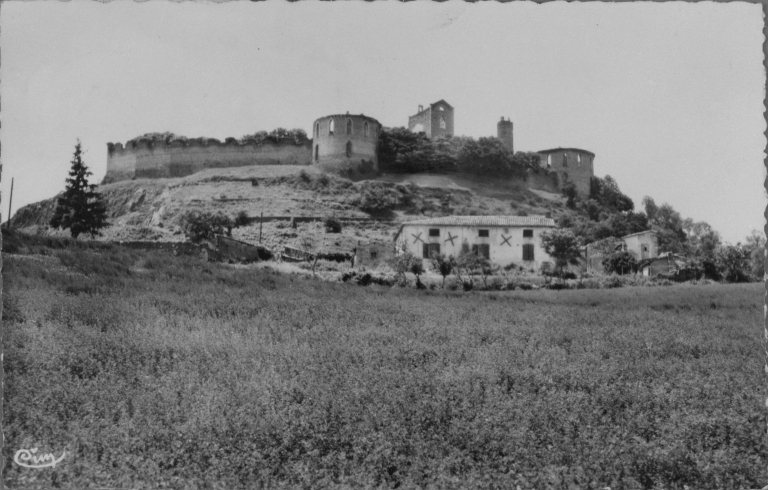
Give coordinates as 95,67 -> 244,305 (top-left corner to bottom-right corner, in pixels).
233,211 -> 249,228
181,211 -> 233,243
601,275 -> 624,289
602,251 -> 638,275
324,217 -> 342,234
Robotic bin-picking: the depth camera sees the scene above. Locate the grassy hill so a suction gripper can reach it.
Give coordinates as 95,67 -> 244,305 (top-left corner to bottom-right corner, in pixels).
11,166 -> 566,251
3,232 -> 765,488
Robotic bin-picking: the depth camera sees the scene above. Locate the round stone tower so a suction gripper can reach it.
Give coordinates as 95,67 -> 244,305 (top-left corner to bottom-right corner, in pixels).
497,117 -> 514,153
312,113 -> 381,177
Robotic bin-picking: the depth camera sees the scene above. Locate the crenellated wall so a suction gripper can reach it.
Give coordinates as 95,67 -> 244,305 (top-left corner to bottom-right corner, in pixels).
104,138 -> 313,183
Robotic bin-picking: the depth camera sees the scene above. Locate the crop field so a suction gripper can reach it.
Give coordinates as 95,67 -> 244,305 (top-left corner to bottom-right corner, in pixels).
3,233 -> 766,489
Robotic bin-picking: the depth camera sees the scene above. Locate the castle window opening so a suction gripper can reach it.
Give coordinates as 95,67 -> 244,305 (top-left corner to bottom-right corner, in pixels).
315,122 -> 319,136
439,106 -> 444,111
440,116 -> 446,129
577,154 -> 582,166
523,229 -> 533,238
314,145 -> 319,161
329,119 -> 335,135
522,243 -> 534,261
478,229 -> 489,237
346,119 -> 352,135
563,153 -> 568,167
547,154 -> 552,166
364,122 -> 369,137
370,250 -> 378,260
346,141 -> 353,158
429,228 -> 440,237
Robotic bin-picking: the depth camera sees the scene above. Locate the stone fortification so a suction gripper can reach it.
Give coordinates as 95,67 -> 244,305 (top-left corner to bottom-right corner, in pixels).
407,100 -> 454,139
104,137 -> 312,183
537,148 -> 595,198
312,113 -> 381,177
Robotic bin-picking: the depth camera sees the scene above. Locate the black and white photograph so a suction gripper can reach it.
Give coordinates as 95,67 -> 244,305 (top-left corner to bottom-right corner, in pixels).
1,1 -> 766,488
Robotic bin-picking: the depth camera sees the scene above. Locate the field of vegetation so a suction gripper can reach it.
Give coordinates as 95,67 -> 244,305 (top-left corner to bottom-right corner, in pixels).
3,231 -> 766,489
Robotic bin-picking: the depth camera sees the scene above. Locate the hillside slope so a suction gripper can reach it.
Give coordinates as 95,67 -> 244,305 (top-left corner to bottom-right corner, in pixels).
12,166 -> 567,250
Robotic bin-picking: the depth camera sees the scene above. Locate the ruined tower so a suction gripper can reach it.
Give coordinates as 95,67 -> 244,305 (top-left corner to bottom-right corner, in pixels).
497,117 -> 513,153
408,100 -> 454,139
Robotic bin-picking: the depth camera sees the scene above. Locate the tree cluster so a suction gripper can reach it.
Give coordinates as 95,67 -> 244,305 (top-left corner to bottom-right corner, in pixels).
378,128 -> 534,177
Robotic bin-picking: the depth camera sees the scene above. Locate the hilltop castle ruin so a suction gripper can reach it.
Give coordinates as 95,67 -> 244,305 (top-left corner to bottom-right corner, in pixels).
103,99 -> 594,196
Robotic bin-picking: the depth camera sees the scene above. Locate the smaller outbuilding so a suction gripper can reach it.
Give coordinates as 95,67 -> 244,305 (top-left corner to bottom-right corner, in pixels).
393,215 -> 557,270
622,230 -> 658,261
639,252 -> 686,277
353,239 -> 396,269
584,229 -> 660,273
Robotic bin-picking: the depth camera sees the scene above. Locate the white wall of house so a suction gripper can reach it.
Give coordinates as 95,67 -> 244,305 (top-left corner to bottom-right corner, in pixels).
623,232 -> 658,261
396,224 -> 554,270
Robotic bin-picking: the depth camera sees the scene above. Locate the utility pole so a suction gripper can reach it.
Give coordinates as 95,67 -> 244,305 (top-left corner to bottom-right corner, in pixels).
259,211 -> 263,244
6,177 -> 14,230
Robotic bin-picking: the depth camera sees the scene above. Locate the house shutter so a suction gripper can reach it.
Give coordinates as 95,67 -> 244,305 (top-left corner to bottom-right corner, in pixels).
523,244 -> 534,261
472,244 -> 479,255
462,242 -> 470,254
430,243 -> 441,256
479,244 -> 490,259
422,243 -> 430,259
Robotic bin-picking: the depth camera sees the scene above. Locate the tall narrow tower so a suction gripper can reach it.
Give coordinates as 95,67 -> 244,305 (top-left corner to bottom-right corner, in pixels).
497,117 -> 514,153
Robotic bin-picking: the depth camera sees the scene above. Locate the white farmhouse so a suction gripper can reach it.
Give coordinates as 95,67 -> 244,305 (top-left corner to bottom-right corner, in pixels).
393,216 -> 557,270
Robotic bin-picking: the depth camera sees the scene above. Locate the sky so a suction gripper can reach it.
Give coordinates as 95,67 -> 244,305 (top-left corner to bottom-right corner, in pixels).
2,1 -> 765,244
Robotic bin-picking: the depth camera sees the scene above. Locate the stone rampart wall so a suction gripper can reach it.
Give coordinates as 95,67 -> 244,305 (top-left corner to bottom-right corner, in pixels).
104,139 -> 313,183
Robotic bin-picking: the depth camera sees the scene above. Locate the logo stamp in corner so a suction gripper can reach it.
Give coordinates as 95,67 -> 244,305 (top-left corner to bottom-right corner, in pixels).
13,448 -> 66,469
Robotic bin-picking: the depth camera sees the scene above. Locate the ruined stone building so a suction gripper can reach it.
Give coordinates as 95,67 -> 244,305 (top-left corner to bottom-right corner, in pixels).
536,148 -> 595,197
497,117 -> 514,153
104,98 -> 596,198
407,100 -> 454,139
312,113 -> 381,176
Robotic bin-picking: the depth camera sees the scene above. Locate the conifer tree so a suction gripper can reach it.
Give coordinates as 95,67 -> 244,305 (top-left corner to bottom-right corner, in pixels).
50,140 -> 108,238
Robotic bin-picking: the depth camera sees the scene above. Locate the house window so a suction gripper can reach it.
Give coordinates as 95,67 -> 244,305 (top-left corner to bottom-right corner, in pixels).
478,229 -> 489,237
429,228 -> 440,237
346,141 -> 352,158
346,119 -> 352,135
364,122 -> 369,137
523,243 -> 535,261
523,229 -> 533,238
472,244 -> 490,259
423,242 -> 440,258
329,119 -> 335,135
440,116 -> 446,129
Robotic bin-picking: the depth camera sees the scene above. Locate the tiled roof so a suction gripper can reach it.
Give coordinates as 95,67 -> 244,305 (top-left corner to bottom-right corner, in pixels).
394,215 -> 555,241
621,230 -> 657,239
401,215 -> 556,227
